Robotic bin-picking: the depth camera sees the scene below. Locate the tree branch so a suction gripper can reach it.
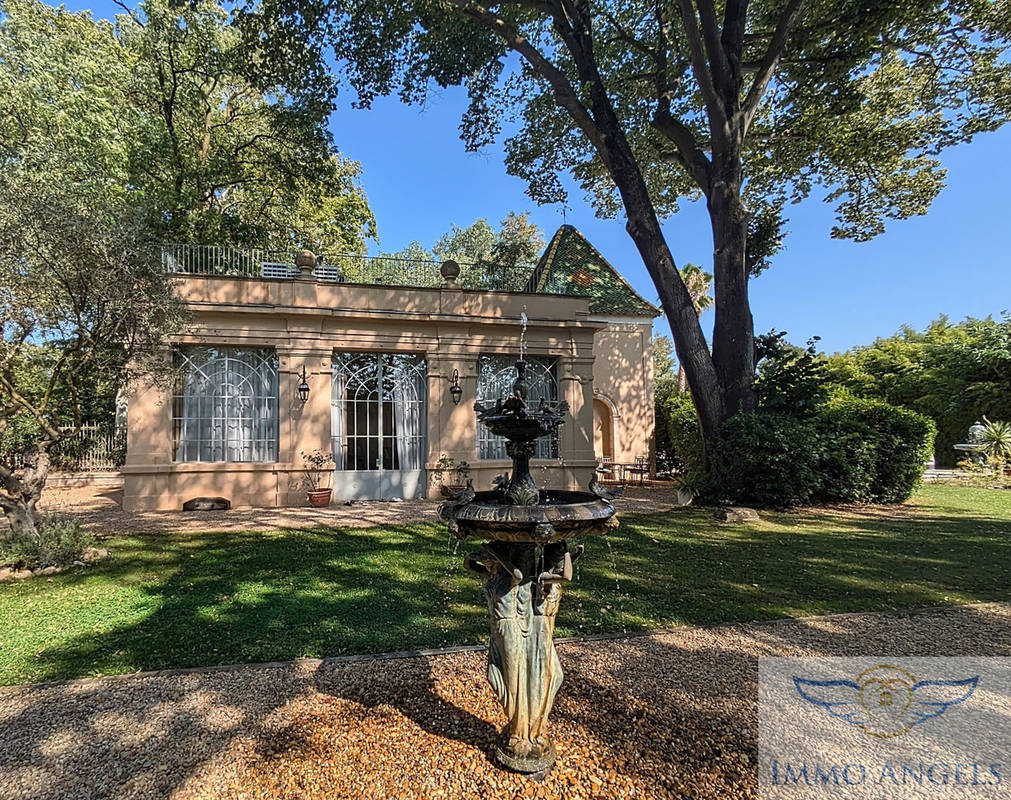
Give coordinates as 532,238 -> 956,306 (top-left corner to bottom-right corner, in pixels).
449,1 -> 610,158
672,0 -> 727,127
741,0 -> 805,133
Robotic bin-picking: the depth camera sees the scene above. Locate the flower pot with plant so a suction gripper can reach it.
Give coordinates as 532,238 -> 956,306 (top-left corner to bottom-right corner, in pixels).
434,454 -> 471,498
301,449 -> 336,507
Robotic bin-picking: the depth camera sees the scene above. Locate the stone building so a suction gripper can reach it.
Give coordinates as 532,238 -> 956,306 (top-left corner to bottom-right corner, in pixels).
123,225 -> 659,510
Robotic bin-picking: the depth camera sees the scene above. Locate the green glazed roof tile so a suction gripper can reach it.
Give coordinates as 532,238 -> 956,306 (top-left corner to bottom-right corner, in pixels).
526,225 -> 661,317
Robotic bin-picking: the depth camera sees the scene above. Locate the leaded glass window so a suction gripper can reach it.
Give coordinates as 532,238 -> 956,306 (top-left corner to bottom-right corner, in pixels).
172,347 -> 278,462
476,355 -> 559,460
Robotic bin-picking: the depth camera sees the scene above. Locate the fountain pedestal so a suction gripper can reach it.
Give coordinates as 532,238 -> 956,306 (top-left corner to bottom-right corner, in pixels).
441,359 -> 617,774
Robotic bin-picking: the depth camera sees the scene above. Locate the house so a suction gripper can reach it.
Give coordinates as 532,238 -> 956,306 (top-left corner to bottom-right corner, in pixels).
122,225 -> 660,510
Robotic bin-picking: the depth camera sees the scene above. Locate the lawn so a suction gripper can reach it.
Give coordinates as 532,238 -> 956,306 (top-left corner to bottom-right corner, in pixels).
1,483 -> 1008,685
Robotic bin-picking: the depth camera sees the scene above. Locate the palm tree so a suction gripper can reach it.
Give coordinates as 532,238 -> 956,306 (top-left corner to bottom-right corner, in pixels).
677,264 -> 714,393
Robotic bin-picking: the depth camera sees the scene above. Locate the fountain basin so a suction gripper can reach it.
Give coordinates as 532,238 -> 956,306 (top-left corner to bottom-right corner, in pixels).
442,490 -> 617,543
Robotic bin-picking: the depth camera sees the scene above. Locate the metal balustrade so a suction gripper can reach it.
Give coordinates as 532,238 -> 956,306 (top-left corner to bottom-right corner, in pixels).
161,243 -> 536,291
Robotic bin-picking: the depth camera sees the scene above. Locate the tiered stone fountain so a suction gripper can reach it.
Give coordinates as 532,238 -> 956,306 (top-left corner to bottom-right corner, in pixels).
440,359 -> 618,774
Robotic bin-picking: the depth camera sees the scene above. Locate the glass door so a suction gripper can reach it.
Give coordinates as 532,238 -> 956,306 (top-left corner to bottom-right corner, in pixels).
331,352 -> 427,500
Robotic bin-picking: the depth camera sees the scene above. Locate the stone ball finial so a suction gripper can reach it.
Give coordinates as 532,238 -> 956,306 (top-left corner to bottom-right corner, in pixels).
440,259 -> 461,285
295,249 -> 317,275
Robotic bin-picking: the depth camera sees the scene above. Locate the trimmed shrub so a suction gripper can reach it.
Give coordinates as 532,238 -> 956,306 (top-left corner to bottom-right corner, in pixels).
815,401 -> 878,502
656,391 -> 707,492
708,411 -> 821,508
0,515 -> 96,569
815,395 -> 936,504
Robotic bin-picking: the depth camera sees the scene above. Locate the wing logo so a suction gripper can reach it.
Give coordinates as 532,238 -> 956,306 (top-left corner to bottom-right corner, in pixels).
793,664 -> 978,738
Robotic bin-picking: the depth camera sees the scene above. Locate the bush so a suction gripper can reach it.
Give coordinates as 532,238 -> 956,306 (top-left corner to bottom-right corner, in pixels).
814,395 -> 936,504
0,515 -> 96,569
708,411 -> 821,508
656,392 -> 706,491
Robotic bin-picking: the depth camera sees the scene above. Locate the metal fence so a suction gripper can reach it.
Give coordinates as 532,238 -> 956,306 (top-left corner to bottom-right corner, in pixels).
8,425 -> 126,472
161,243 -> 536,292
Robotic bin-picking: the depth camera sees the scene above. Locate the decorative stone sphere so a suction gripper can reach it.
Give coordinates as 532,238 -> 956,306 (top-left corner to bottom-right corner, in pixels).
295,249 -> 317,271
440,259 -> 461,282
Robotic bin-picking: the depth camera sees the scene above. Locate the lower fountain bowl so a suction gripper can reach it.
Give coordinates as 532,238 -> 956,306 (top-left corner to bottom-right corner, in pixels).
442,490 -> 617,543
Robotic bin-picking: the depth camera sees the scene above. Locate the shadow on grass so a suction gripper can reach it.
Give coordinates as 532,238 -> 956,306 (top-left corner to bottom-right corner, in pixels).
2,494 -> 1009,799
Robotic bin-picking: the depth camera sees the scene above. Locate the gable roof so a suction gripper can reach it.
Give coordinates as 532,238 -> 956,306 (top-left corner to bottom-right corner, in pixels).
525,225 -> 661,317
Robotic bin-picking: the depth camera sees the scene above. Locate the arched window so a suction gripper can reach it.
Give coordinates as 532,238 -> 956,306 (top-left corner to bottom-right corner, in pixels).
172,347 -> 278,462
476,355 -> 559,460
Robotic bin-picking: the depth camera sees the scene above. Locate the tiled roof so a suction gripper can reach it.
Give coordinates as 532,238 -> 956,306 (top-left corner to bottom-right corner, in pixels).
525,226 -> 661,317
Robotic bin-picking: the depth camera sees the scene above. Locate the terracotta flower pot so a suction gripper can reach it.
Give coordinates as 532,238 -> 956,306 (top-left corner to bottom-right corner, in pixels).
307,488 -> 332,507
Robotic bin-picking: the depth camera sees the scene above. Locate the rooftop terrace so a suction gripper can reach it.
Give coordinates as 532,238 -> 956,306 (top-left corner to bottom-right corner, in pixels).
160,243 -> 533,292
161,226 -> 660,317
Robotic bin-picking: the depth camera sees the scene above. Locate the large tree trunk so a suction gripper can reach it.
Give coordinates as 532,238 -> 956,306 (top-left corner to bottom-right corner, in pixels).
0,450 -> 49,542
708,168 -> 756,416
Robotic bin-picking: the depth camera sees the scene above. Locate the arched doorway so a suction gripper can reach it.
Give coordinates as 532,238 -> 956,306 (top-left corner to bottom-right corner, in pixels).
593,398 -> 614,461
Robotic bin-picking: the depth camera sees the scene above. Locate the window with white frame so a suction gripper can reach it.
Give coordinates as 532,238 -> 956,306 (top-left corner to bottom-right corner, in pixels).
476,355 -> 559,460
172,347 -> 278,462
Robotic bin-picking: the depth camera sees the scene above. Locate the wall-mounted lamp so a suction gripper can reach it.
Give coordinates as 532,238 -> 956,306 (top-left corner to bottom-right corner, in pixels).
449,369 -> 463,406
296,364 -> 311,403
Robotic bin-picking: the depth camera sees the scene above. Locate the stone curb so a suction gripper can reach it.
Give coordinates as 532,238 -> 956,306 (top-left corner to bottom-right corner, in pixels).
4,601 -> 1002,694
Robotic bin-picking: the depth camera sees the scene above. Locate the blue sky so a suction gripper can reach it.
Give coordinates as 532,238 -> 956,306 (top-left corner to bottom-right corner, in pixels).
64,0 -> 1011,354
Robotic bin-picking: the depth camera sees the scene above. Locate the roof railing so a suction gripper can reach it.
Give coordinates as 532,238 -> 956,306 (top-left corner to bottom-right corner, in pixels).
161,243 -> 535,292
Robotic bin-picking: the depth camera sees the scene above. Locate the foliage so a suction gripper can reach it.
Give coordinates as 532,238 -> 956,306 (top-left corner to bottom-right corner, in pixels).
0,484 -> 1005,684
243,0 -> 1011,442
655,391 -> 706,492
755,331 -> 828,418
708,411 -> 821,508
0,0 -> 375,251
300,449 -> 335,491
0,180 -> 184,537
825,314 -> 1011,466
815,394 -> 935,504
431,212 -> 545,289
978,418 -> 1011,461
432,453 -> 469,485
0,515 -> 95,570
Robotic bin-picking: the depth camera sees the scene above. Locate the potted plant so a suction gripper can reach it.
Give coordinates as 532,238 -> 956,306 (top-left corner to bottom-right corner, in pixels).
434,454 -> 471,498
301,449 -> 335,507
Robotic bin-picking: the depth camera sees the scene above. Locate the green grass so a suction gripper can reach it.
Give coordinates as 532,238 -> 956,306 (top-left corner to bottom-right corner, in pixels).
1,483 -> 1008,685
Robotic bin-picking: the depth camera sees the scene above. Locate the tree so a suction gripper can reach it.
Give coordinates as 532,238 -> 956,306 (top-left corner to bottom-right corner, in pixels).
676,263 -> 713,393
0,180 -> 184,539
243,0 -> 1011,447
433,212 -> 545,289
825,314 -> 1011,466
0,0 -> 376,252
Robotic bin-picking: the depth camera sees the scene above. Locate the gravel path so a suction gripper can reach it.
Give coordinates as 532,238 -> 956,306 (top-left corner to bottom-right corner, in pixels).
38,484 -> 684,537
2,603 -> 1009,800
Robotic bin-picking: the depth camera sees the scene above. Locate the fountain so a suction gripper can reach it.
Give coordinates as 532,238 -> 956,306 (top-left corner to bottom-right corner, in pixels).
440,357 -> 618,774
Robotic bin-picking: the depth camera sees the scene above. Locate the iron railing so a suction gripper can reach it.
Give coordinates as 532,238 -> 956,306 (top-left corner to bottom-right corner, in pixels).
161,243 -> 536,292
7,424 -> 125,472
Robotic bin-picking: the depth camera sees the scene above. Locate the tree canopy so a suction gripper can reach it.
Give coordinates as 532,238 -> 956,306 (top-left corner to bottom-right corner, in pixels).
0,0 -> 376,251
242,0 -> 1011,445
825,314 -> 1011,466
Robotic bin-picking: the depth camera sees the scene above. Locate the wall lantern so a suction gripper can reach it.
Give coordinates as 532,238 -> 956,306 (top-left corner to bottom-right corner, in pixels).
449,369 -> 463,406
297,364 -> 311,403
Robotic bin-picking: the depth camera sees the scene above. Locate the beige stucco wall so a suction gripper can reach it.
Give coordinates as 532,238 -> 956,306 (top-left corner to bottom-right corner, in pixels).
589,317 -> 655,466
123,274 -> 629,511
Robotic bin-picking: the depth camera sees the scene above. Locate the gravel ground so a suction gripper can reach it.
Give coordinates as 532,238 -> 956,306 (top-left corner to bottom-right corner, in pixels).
2,603 -> 1009,800
37,483 -> 683,537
